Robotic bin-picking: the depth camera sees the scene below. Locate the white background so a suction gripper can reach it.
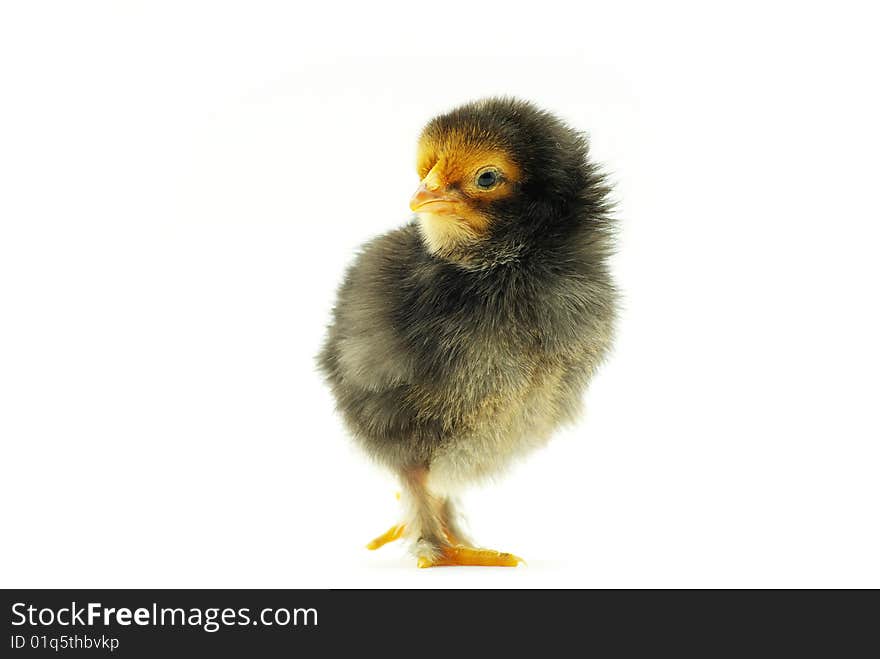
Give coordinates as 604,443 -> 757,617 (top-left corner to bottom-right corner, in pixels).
1,1 -> 878,588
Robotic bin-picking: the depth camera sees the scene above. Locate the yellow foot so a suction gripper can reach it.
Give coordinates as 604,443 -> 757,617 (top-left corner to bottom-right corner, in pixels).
366,524 -> 406,550
418,546 -> 523,568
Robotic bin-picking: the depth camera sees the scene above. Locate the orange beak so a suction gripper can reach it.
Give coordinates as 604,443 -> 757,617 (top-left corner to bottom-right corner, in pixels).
409,183 -> 462,214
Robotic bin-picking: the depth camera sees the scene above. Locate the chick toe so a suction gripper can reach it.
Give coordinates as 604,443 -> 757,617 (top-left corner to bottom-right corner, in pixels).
365,524 -> 406,551
418,545 -> 523,568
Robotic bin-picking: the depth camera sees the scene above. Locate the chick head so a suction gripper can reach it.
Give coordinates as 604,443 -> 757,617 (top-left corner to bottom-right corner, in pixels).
410,97 -> 592,260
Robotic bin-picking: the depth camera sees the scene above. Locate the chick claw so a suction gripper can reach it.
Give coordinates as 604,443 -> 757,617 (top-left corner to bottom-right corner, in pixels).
418,546 -> 523,568
366,524 -> 406,550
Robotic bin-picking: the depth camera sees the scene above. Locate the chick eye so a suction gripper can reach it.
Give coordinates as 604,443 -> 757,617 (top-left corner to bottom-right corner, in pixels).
475,168 -> 499,189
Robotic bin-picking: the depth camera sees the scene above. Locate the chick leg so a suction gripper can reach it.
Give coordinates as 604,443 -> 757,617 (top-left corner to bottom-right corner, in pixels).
400,466 -> 447,560
402,467 -> 522,568
438,498 -> 472,547
366,495 -> 468,550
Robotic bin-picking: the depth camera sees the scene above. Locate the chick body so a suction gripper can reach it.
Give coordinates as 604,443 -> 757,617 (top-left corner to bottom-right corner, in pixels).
318,98 -> 615,565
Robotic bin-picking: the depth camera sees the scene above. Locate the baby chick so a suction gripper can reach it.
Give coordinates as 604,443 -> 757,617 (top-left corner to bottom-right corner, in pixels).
318,98 -> 616,567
